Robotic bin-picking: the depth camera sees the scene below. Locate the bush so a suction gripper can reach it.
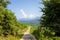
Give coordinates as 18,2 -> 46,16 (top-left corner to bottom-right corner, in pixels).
0,6 -> 20,36
31,27 -> 56,40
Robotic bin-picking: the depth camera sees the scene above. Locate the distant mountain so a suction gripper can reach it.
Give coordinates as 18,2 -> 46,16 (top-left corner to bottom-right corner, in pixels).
18,17 -> 40,26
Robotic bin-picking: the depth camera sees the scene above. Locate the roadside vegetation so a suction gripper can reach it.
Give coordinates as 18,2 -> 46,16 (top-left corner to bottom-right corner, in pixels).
31,0 -> 60,40
0,0 -> 60,40
0,0 -> 29,40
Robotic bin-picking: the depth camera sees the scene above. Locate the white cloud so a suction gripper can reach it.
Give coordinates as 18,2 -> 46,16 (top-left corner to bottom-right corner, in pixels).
29,14 -> 35,18
20,9 -> 27,18
20,9 -> 38,19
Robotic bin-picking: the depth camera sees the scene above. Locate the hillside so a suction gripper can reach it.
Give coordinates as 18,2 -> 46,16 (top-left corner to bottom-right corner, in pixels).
18,17 -> 40,26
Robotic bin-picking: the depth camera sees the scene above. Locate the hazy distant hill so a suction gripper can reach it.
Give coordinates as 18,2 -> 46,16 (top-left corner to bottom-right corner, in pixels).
18,17 -> 40,26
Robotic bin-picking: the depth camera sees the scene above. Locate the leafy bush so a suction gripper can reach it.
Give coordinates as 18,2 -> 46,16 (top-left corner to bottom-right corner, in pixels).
39,27 -> 55,40
30,26 -> 39,40
37,0 -> 60,40
31,27 -> 56,40
40,0 -> 60,36
0,6 -> 21,36
0,35 -> 20,40
30,26 -> 38,33
0,25 -> 3,35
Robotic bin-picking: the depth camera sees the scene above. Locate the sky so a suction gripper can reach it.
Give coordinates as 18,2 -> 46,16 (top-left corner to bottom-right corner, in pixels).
8,0 -> 43,20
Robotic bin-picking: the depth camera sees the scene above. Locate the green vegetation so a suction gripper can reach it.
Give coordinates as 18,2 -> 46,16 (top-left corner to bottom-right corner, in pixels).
30,26 -> 39,40
30,26 -> 38,34
0,0 -> 10,7
31,0 -> 60,40
0,35 -> 20,40
40,0 -> 60,34
0,0 -> 60,40
0,0 -> 28,39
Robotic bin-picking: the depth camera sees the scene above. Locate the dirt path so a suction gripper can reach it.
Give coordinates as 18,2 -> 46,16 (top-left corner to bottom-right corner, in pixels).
20,26 -> 36,40
24,26 -> 31,35
20,26 -> 31,40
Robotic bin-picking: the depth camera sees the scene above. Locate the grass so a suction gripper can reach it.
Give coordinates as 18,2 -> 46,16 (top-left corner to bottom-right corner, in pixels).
30,26 -> 38,34
0,27 -> 29,40
0,35 -> 20,40
53,37 -> 60,40
0,25 -> 32,40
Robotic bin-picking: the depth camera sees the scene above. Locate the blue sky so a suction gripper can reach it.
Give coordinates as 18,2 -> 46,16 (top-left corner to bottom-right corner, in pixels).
8,0 -> 43,20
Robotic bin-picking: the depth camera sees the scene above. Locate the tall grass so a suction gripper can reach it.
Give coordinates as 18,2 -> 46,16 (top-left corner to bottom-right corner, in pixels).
0,35 -> 20,40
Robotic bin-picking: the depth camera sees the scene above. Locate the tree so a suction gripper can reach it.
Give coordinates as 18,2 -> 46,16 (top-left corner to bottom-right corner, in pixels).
40,0 -> 60,36
0,6 -> 19,36
0,0 -> 10,7
0,0 -> 21,36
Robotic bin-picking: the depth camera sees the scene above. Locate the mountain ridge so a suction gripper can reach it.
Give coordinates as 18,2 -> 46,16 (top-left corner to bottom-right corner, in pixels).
18,17 -> 40,26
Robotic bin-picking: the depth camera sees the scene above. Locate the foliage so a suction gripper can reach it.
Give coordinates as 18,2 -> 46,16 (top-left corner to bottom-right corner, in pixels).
39,27 -> 56,40
30,26 -> 40,40
40,0 -> 60,32
30,26 -> 38,33
0,25 -> 3,35
0,6 -> 28,36
0,6 -> 18,36
0,35 -> 20,40
0,0 -> 10,7
0,0 -> 28,36
31,27 -> 56,40
35,0 -> 60,40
